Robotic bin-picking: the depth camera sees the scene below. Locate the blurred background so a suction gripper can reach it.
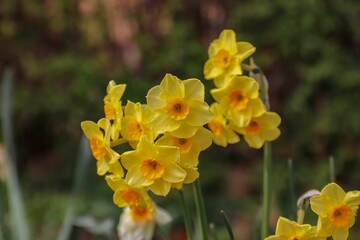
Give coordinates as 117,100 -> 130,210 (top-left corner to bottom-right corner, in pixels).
1,0 -> 360,239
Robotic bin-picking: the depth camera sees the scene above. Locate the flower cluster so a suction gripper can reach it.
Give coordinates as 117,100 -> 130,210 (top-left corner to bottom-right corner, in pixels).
81,74 -> 213,238
266,183 -> 360,240
204,29 -> 281,149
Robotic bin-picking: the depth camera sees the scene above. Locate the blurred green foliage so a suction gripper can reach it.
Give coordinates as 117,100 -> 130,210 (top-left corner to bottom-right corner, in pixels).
1,0 -> 360,239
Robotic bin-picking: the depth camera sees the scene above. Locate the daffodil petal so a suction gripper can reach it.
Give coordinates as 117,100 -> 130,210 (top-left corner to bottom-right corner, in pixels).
146,86 -> 165,109
236,42 -> 256,60
126,166 -> 153,187
322,183 -> 346,206
184,79 -> 205,101
81,121 -> 102,140
162,161 -> 186,183
331,227 -> 349,240
149,179 -> 171,196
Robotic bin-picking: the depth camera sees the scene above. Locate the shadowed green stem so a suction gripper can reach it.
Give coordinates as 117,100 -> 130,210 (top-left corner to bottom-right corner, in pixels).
193,180 -> 208,240
262,142 -> 272,239
220,210 -> 234,240
1,68 -> 30,240
178,190 -> 193,240
288,158 -> 296,220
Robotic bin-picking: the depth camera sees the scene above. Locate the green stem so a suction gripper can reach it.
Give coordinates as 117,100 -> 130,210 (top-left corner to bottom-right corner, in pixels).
193,180 -> 208,240
262,142 -> 272,240
220,210 -> 234,240
288,158 -> 296,220
178,190 -> 193,240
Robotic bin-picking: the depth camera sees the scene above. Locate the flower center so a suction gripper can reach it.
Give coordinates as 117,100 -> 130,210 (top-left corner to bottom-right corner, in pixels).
126,120 -> 144,141
166,98 -> 189,120
245,120 -> 261,135
228,89 -> 249,110
104,102 -> 117,120
172,137 -> 193,154
208,119 -> 225,136
213,49 -> 231,69
130,206 -> 154,224
330,205 -> 352,227
90,138 -> 108,161
140,159 -> 165,180
119,189 -> 140,207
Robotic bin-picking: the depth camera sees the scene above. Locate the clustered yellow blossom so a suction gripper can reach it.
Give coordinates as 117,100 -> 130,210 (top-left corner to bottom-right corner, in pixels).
266,183 -> 360,240
81,29 -> 284,239
204,29 -> 281,149
81,74 -> 213,238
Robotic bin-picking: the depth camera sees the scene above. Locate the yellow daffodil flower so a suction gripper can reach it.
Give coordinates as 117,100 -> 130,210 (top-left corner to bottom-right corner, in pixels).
117,205 -> 172,240
121,101 -> 156,149
156,127 -> 212,189
310,182 -> 360,240
211,75 -> 265,128
265,217 -> 325,240
146,74 -> 213,138
103,80 -> 126,132
233,111 -> 281,149
81,118 -> 123,176
156,127 -> 212,167
207,102 -> 240,147
105,174 -> 154,210
204,29 -> 256,87
121,136 -> 186,196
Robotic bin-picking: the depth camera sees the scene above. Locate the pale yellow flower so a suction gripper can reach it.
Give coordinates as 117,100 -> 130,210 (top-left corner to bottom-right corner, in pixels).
204,29 -> 256,87
81,118 -> 123,176
310,182 -> 360,240
233,111 -> 281,149
105,174 -> 154,210
207,102 -> 240,147
103,80 -> 126,133
211,75 -> 265,128
121,101 -> 156,149
156,127 -> 212,189
121,136 -> 186,196
146,74 -> 213,138
265,217 -> 325,240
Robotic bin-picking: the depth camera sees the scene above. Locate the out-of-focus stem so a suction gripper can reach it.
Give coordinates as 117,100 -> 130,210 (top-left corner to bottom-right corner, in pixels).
329,156 -> 335,182
261,142 -> 272,240
193,180 -> 208,240
178,190 -> 193,240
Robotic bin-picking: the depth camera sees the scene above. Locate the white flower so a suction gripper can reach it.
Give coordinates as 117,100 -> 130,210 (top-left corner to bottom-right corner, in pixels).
117,205 -> 172,240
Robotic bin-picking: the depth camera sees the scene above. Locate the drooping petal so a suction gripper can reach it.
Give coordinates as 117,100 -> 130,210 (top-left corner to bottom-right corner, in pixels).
96,160 -> 109,176
244,135 -> 264,149
149,179 -> 171,196
331,227 -> 349,240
